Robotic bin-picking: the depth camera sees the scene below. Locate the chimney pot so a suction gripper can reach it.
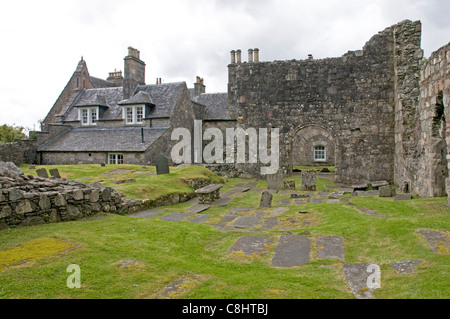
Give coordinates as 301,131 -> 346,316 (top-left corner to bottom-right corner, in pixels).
254,48 -> 259,62
248,49 -> 253,63
230,50 -> 236,64
236,49 -> 242,64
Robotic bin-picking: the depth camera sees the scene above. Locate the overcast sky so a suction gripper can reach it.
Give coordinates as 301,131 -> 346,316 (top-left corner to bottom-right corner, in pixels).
0,0 -> 448,131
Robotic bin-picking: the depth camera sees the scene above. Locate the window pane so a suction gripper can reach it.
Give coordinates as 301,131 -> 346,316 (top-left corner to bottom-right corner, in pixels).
136,106 -> 143,123
314,146 -> 326,161
108,154 -> 116,164
117,154 -> 124,164
126,108 -> 133,123
82,109 -> 88,124
91,108 -> 97,124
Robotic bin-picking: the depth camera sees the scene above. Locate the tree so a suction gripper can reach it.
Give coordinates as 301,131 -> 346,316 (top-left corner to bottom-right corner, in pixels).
0,124 -> 27,143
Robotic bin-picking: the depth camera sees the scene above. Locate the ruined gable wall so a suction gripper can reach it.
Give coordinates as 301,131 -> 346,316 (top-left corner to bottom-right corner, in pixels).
410,43 -> 450,198
229,22 -> 422,184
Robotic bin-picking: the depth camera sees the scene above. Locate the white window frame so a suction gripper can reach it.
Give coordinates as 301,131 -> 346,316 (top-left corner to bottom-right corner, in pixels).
123,105 -> 145,124
79,107 -> 99,126
314,145 -> 326,162
108,153 -> 124,165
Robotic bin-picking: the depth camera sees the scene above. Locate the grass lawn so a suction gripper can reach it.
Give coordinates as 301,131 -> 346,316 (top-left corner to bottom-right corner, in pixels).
0,165 -> 449,299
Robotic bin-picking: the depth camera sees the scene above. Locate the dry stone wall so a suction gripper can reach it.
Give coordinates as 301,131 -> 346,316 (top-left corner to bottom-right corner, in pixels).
0,162 -> 126,229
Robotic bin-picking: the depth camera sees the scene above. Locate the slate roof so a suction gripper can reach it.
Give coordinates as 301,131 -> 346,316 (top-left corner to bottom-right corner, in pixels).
134,82 -> 186,118
38,126 -> 169,152
62,82 -> 186,122
74,91 -> 109,108
193,93 -> 230,120
118,91 -> 154,106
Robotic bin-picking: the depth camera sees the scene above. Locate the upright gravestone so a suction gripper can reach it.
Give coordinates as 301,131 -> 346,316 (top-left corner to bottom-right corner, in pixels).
49,168 -> 61,178
155,153 -> 170,175
36,168 -> 49,178
267,170 -> 283,190
260,191 -> 273,208
301,170 -> 316,191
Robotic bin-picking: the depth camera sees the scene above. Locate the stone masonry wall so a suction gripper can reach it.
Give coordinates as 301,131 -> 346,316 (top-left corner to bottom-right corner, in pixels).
0,162 -> 125,229
227,21 -> 425,184
0,139 -> 37,165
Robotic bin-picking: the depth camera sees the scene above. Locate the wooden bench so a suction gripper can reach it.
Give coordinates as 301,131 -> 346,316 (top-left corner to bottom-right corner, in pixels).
195,184 -> 223,204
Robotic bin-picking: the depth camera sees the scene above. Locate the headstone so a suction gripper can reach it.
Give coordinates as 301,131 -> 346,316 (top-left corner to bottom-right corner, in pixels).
267,170 -> 283,190
394,194 -> 412,201
49,168 -> 61,178
301,170 -> 316,191
36,168 -> 49,178
260,191 -> 273,208
155,153 -> 170,175
100,163 -> 106,167
28,165 -> 36,170
379,185 -> 395,197
283,180 -> 296,190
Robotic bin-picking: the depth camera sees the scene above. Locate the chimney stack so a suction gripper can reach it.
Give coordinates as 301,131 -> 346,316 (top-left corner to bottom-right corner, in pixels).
123,46 -> 146,99
248,49 -> 253,63
236,49 -> 242,64
230,50 -> 236,64
253,48 -> 259,62
194,76 -> 206,97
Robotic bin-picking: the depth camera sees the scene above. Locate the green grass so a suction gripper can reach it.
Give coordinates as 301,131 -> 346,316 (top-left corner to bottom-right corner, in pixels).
20,164 -> 225,200
1,165 -> 449,299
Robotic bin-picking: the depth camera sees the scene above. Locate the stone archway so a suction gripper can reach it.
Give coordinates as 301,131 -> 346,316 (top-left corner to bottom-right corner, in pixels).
288,124 -> 339,178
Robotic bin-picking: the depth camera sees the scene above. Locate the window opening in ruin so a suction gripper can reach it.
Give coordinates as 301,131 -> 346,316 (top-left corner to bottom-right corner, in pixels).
108,153 -> 124,165
314,145 -> 326,162
433,90 -> 445,137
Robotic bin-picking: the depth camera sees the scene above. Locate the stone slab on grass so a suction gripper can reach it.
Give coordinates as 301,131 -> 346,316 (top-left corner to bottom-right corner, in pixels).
188,204 -> 211,214
310,198 -> 324,204
270,235 -> 310,268
212,197 -> 232,207
127,209 -> 164,219
188,214 -> 213,224
161,213 -> 195,222
270,207 -> 289,217
231,216 -> 262,229
228,236 -> 271,256
417,228 -> 450,254
394,194 -> 412,201
355,206 -> 386,218
111,169 -> 131,174
261,217 -> 279,229
342,263 -> 376,299
316,236 -> 345,261
212,213 -> 240,227
390,260 -> 422,273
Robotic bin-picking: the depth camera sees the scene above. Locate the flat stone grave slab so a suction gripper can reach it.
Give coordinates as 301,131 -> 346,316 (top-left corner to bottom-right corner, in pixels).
111,169 -> 131,174
249,188 -> 265,193
212,213 -> 240,227
342,263 -> 376,299
394,194 -> 412,201
270,207 -> 289,217
275,199 -> 292,206
326,199 -> 340,204
188,214 -> 213,224
270,235 -> 311,268
229,236 -> 272,256
212,197 -> 232,207
417,228 -> 450,254
261,217 -> 279,229
367,190 -> 380,196
311,198 -> 324,204
355,206 -> 386,218
153,275 -> 208,299
161,213 -> 195,222
127,209 -> 164,219
188,204 -> 211,214
231,207 -> 255,213
340,198 -> 351,203
231,216 -> 262,229
390,260 -> 422,273
316,236 -> 345,261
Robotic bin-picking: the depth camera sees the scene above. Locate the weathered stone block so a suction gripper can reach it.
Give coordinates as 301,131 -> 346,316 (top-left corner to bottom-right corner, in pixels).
394,194 -> 412,201
0,205 -> 12,218
39,195 -> 51,210
54,194 -> 67,207
15,200 -> 33,214
101,188 -> 112,201
73,189 -> 84,201
65,205 -> 83,220
0,193 -> 6,202
379,185 -> 395,197
50,209 -> 61,223
49,168 -> 61,178
21,216 -> 44,226
283,180 -> 296,190
9,189 -> 23,201
267,170 -> 283,190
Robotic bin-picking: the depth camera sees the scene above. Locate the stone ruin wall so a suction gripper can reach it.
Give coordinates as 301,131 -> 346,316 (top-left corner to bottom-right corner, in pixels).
399,42 -> 450,199
228,21 -> 424,185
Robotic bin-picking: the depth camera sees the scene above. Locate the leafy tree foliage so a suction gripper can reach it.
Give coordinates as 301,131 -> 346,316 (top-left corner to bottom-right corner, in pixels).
0,124 -> 27,142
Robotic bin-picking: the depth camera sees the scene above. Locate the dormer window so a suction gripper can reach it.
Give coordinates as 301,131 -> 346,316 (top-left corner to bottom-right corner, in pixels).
79,107 -> 99,126
123,105 -> 144,124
